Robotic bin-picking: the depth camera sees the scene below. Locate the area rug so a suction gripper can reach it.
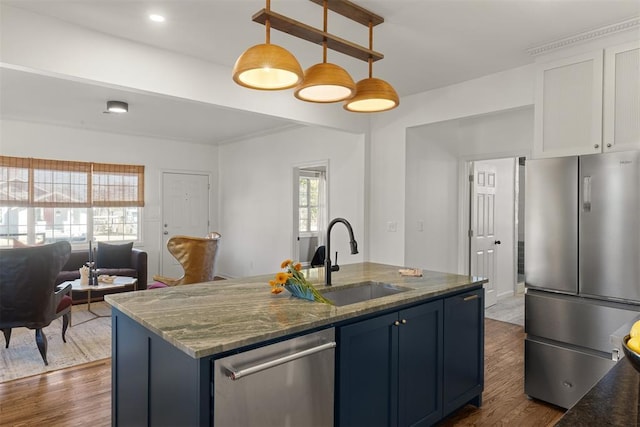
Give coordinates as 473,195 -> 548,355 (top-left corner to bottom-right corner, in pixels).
0,302 -> 112,383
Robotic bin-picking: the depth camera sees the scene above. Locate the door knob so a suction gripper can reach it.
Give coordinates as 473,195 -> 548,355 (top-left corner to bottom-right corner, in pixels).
494,240 -> 501,245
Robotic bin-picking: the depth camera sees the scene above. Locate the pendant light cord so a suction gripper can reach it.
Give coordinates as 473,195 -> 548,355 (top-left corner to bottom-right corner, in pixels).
322,0 -> 328,63
368,21 -> 373,78
266,0 -> 271,44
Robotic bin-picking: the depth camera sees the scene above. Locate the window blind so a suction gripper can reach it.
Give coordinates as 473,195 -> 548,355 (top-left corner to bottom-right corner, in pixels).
0,156 -> 144,207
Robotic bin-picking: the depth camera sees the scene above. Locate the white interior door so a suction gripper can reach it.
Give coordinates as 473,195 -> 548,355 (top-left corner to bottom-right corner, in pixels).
161,172 -> 210,277
470,162 -> 499,308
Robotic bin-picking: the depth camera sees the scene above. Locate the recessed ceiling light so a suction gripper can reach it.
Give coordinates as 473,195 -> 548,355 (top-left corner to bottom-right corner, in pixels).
106,101 -> 128,114
149,14 -> 165,23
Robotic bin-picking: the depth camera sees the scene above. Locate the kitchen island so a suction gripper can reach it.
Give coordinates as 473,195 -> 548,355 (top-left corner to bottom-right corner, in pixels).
106,262 -> 487,426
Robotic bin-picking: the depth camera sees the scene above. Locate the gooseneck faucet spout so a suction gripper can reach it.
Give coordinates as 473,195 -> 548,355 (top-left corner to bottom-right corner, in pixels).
325,217 -> 358,286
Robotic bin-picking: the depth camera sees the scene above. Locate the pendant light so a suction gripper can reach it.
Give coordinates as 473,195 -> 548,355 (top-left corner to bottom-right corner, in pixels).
294,0 -> 355,103
232,0 -> 303,90
344,21 -> 399,112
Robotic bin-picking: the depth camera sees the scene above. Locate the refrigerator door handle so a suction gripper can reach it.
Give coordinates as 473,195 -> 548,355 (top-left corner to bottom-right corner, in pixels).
583,176 -> 592,212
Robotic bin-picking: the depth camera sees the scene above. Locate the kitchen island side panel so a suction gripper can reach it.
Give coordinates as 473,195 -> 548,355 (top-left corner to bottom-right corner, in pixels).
113,308 -> 211,427
112,310 -> 149,427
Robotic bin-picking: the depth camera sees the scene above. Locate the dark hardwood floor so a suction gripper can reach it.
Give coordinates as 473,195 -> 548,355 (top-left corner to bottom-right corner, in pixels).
0,318 -> 564,426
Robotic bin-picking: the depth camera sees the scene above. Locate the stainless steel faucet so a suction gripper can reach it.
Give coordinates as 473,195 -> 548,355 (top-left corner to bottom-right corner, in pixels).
325,217 -> 358,286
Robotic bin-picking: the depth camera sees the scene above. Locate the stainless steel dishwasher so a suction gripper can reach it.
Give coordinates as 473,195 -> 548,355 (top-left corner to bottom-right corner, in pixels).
213,328 -> 336,427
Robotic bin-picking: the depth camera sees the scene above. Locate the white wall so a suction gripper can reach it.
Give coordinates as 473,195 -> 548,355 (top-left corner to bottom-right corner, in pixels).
369,66 -> 536,267
404,107 -> 533,282
404,128 -> 460,274
217,125 -> 365,278
0,119 -> 219,282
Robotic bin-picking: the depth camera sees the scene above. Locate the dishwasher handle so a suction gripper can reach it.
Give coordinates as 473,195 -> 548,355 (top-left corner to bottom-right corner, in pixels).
226,341 -> 337,381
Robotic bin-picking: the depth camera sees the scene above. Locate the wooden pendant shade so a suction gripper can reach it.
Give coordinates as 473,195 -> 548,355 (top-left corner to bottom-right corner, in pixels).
344,20 -> 399,112
344,77 -> 399,112
232,0 -> 303,90
232,43 -> 303,90
294,0 -> 356,103
294,63 -> 355,103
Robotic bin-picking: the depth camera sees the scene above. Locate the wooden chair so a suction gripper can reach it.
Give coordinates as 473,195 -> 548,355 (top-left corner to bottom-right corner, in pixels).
152,233 -> 221,286
0,241 -> 73,365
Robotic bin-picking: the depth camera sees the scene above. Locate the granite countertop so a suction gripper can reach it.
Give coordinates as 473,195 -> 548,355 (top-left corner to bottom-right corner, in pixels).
556,358 -> 640,426
105,262 -> 486,359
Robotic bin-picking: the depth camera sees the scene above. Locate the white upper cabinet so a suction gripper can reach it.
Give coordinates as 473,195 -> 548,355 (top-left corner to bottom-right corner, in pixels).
603,41 -> 640,152
534,40 -> 640,159
534,51 -> 603,158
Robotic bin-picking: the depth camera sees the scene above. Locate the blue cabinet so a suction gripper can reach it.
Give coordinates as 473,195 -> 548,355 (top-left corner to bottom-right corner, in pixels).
443,288 -> 484,417
337,300 -> 444,427
337,288 -> 484,427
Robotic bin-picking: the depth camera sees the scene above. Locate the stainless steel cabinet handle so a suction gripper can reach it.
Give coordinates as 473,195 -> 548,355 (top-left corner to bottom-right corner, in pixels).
163,231 -> 169,235
583,176 -> 592,212
401,319 -> 407,324
226,341 -> 336,380
394,320 -> 400,326
606,143 -> 612,148
594,144 -> 599,149
463,294 -> 479,301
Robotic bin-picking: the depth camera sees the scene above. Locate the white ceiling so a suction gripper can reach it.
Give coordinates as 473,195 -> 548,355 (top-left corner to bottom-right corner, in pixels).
1,0 -> 639,144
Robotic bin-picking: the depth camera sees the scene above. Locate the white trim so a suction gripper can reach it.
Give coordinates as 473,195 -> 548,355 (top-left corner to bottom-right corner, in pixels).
527,17 -> 640,56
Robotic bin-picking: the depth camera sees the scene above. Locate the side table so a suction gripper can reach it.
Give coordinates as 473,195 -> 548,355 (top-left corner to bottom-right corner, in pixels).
68,276 -> 138,323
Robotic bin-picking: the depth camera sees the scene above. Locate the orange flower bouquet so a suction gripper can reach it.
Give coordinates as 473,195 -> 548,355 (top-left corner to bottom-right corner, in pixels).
270,259 -> 333,305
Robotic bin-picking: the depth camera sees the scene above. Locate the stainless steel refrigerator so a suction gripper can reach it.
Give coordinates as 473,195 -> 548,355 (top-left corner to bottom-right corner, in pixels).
524,150 -> 640,409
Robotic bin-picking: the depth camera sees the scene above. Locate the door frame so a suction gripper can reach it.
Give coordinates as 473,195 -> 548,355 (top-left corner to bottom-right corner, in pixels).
292,160 -> 330,264
457,152 -> 526,298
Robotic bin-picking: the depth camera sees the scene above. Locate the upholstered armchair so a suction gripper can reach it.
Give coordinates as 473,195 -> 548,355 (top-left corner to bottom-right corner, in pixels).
0,240 -> 73,365
152,233 -> 221,286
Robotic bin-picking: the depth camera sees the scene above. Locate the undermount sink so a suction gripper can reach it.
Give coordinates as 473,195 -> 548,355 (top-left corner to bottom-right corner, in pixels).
321,281 -> 413,307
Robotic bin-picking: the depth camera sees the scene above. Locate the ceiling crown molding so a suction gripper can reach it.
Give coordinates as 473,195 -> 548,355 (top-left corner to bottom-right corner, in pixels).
526,17 -> 640,56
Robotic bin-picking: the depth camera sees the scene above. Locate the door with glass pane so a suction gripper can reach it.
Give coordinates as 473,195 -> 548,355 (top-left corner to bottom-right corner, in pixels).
293,163 -> 328,265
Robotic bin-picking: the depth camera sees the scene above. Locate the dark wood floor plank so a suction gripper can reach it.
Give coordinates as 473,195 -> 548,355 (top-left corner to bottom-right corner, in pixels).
1,319 -> 564,426
0,359 -> 111,427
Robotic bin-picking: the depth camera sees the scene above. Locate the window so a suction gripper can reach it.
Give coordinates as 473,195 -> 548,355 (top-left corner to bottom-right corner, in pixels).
299,172 -> 321,234
0,156 -> 144,246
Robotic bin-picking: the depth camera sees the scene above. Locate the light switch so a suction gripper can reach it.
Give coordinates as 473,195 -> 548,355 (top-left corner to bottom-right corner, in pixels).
387,221 -> 397,232
417,221 -> 424,232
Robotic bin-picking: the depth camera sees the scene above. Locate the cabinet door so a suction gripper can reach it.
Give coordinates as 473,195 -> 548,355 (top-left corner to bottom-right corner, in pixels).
603,41 -> 640,152
443,288 -> 484,416
338,312 -> 399,427
398,301 -> 443,427
534,51 -> 603,158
